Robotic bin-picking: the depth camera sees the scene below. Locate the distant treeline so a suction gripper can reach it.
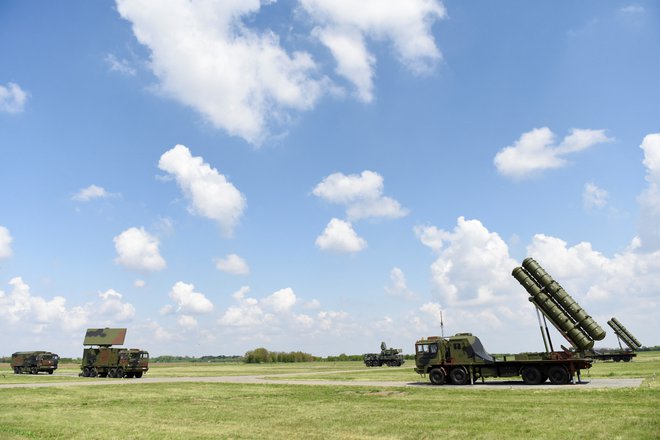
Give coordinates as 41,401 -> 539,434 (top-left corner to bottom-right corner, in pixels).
152,355 -> 242,363
244,348 -> 316,363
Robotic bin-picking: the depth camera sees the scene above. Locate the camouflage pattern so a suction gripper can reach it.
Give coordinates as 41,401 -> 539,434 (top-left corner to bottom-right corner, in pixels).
11,351 -> 59,374
363,341 -> 405,367
80,347 -> 149,378
80,327 -> 149,378
415,333 -> 592,385
83,328 -> 127,346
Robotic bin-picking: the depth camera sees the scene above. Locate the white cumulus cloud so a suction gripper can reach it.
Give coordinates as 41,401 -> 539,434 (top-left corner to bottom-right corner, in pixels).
116,0 -> 327,145
0,82 -> 28,114
315,218 -> 367,253
0,226 -> 13,259
178,314 -> 198,329
72,184 -> 119,202
313,170 -> 407,220
417,217 -> 518,306
215,254 -> 250,275
638,133 -> 660,250
97,289 -> 136,322
583,182 -> 609,209
262,287 -> 297,312
168,281 -> 214,315
114,227 -> 166,272
385,267 -> 416,299
159,144 -> 246,236
301,0 -> 446,102
494,127 -> 613,179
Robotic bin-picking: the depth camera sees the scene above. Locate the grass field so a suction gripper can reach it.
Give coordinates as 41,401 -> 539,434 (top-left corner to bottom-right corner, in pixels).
0,353 -> 658,439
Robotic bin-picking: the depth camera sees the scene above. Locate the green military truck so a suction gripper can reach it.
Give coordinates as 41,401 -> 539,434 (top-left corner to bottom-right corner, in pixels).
11,351 -> 59,374
415,333 -> 592,385
80,328 -> 149,378
415,258 -> 604,385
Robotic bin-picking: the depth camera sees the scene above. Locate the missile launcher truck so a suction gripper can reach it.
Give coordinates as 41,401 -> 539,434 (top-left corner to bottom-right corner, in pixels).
10,351 -> 59,374
363,342 -> 405,367
80,328 -> 149,378
416,258 -> 603,385
591,317 -> 642,362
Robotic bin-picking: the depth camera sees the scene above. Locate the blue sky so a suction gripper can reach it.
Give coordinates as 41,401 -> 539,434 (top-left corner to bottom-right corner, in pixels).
1,1 -> 659,357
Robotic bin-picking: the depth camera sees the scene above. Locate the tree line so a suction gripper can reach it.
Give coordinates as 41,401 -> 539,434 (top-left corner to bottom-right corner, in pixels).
244,347 -> 316,363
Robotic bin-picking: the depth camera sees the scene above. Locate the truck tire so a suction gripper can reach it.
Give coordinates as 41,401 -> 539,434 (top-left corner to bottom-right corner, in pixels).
83,367 -> 91,377
521,366 -> 543,385
31,367 -> 38,375
48,370 -> 53,375
109,368 -> 117,378
449,367 -> 469,385
116,367 -> 124,378
548,366 -> 570,385
429,368 -> 446,385
13,367 -> 19,374
89,367 -> 98,378
135,372 -> 143,378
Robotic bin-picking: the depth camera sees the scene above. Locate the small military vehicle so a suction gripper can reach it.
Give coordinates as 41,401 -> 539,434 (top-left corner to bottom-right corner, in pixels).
364,342 -> 405,367
416,258 -> 602,385
11,351 -> 59,374
80,328 -> 149,378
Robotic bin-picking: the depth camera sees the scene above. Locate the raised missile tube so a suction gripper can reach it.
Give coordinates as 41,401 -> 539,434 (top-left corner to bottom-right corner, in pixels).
512,267 -> 594,350
607,318 -> 642,350
522,258 -> 606,341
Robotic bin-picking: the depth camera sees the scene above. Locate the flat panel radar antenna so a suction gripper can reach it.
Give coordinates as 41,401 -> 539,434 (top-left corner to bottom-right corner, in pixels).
83,328 -> 127,347
607,317 -> 642,351
512,258 -> 606,351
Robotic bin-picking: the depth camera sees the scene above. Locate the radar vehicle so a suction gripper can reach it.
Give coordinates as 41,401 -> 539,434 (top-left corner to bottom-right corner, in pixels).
80,328 -> 149,378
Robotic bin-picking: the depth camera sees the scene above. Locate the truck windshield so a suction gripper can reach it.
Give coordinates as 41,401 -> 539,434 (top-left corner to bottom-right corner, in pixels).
416,344 -> 438,354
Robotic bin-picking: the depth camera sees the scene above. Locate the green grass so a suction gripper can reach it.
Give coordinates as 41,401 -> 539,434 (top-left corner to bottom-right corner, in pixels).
0,354 -> 658,439
0,380 -> 658,439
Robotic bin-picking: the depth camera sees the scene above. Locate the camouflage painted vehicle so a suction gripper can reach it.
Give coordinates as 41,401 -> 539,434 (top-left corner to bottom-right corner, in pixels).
81,347 -> 149,378
363,342 -> 405,367
11,351 -> 59,374
415,333 -> 592,385
415,258 -> 605,385
79,328 -> 149,378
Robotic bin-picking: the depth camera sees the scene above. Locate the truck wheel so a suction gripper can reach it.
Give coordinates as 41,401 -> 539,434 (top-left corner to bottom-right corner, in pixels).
83,367 -> 91,377
13,367 -> 19,374
135,372 -> 143,378
90,367 -> 98,378
521,366 -> 543,385
429,368 -> 446,385
623,357 -> 631,363
449,367 -> 469,385
108,368 -> 117,378
31,367 -> 38,375
116,367 -> 124,378
48,370 -> 53,375
548,366 -> 570,385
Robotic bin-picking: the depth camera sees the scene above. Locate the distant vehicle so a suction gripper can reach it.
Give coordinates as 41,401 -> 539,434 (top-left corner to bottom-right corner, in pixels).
363,341 -> 405,367
79,328 -> 149,378
590,317 -> 642,363
11,351 -> 59,374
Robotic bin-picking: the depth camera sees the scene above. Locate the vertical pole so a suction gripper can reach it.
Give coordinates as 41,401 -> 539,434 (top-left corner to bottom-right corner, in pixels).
440,311 -> 444,338
535,307 -> 549,353
616,335 -> 623,351
543,314 -> 555,352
